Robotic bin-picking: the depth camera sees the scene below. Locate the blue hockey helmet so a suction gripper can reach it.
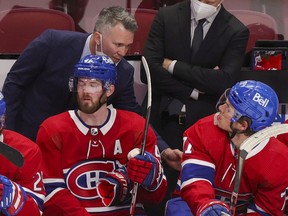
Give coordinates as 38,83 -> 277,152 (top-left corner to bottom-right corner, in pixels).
0,92 -> 6,131
228,80 -> 278,131
72,54 -> 117,91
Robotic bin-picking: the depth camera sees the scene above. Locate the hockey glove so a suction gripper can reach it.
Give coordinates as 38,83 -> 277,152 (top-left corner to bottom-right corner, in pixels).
0,175 -> 27,216
127,148 -> 163,191
97,168 -> 132,207
197,200 -> 230,216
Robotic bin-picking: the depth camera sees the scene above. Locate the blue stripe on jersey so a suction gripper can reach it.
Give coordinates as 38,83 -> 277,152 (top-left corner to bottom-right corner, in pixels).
181,160 -> 215,185
44,182 -> 66,195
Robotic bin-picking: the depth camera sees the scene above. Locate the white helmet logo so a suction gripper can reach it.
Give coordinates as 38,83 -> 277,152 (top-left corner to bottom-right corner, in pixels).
252,92 -> 269,107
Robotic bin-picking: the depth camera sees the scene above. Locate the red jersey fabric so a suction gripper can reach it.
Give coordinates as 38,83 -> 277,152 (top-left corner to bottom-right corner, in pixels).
0,129 -> 45,216
181,114 -> 288,215
37,107 -> 167,216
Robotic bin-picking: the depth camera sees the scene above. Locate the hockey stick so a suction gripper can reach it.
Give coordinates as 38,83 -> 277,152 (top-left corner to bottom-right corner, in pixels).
129,56 -> 152,216
0,141 -> 24,167
230,123 -> 288,215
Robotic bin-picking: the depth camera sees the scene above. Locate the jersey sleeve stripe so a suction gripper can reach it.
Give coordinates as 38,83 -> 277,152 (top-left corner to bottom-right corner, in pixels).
23,187 -> 45,211
181,162 -> 215,185
181,178 -> 212,189
43,178 -> 65,184
182,159 -> 215,168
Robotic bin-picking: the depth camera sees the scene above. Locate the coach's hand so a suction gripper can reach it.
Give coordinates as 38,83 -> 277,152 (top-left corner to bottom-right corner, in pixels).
127,148 -> 163,191
161,148 -> 183,171
0,175 -> 27,216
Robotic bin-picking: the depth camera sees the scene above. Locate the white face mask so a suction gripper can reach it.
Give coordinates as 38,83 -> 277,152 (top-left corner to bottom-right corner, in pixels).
95,33 -> 105,56
192,0 -> 221,21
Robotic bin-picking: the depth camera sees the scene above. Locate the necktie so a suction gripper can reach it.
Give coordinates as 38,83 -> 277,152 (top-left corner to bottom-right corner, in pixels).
191,18 -> 206,57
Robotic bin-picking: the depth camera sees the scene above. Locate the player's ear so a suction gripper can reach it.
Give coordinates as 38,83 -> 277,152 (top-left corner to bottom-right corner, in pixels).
235,119 -> 249,131
106,85 -> 115,97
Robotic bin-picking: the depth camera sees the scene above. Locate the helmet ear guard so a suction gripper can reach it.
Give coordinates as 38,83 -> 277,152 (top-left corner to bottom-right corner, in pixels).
69,77 -> 74,92
228,80 -> 278,132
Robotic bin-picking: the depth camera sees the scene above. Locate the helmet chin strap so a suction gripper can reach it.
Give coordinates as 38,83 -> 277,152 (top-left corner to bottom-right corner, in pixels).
229,122 -> 246,139
92,91 -> 107,113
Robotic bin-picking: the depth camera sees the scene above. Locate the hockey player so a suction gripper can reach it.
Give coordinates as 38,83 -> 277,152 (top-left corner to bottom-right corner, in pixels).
36,54 -> 167,216
166,80 -> 288,215
0,92 -> 45,216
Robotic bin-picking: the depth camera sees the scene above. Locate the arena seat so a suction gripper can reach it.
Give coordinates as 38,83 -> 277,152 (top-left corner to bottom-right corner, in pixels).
0,7 -> 75,54
127,8 -> 157,56
229,10 -> 278,53
124,8 -> 157,105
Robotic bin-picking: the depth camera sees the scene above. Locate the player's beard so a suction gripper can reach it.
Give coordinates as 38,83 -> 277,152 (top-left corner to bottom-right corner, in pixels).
77,93 -> 107,114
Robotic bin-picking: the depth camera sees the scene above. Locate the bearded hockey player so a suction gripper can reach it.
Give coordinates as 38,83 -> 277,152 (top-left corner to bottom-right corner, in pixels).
36,54 -> 167,216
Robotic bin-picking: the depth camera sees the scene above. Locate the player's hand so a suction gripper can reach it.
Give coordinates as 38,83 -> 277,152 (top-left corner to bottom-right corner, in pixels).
0,175 -> 27,216
127,148 -> 164,191
197,200 -> 230,216
96,168 -> 131,207
161,148 -> 183,171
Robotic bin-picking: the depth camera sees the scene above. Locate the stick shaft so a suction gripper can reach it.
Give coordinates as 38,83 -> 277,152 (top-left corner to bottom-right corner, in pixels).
130,56 -> 152,216
0,141 -> 24,167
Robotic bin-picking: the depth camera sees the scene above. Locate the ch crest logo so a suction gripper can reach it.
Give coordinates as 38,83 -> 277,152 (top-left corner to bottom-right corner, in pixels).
66,161 -> 115,199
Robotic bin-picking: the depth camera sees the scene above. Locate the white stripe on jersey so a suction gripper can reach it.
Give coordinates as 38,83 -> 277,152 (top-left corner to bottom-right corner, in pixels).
43,178 -> 65,184
85,203 -> 144,213
182,158 -> 215,169
181,178 -> 212,189
68,106 -> 117,136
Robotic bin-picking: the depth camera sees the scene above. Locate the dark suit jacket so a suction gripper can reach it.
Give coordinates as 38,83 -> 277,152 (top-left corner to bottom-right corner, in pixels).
2,29 -> 141,141
144,1 -> 249,128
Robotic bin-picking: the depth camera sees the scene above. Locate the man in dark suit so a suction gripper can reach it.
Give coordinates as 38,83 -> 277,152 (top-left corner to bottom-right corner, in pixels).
144,0 -> 249,149
2,6 -> 141,142
143,0 -> 249,207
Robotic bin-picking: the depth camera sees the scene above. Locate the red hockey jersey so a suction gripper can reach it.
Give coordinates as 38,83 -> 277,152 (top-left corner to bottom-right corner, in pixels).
0,129 -> 45,216
277,119 -> 288,147
181,114 -> 288,215
37,107 -> 167,216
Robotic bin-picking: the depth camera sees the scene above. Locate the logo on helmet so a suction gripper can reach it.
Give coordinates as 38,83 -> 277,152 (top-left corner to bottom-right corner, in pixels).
102,56 -> 114,64
252,92 -> 269,107
84,59 -> 95,64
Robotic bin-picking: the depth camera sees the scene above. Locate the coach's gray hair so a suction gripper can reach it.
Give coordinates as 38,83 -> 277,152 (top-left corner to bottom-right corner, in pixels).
93,6 -> 138,34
